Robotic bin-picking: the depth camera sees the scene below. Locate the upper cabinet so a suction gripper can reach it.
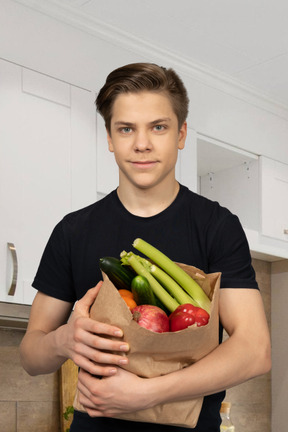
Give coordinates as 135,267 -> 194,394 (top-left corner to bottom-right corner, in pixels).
198,134 -> 259,232
0,59 -> 97,304
197,134 -> 288,261
260,156 -> 288,242
96,113 -> 118,199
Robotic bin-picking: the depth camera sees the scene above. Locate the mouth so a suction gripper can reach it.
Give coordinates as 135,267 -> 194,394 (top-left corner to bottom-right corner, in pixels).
131,160 -> 158,169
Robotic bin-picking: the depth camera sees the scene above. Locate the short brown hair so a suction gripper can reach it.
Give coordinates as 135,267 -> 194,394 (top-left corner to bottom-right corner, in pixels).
96,62 -> 189,133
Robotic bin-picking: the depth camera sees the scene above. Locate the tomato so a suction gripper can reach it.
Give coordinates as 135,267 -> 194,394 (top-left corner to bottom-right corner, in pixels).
169,303 -> 210,331
171,304 -> 197,316
194,307 -> 210,326
169,311 -> 195,332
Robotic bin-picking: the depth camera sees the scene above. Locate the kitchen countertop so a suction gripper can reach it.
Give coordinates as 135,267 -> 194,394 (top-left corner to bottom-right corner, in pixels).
0,302 -> 31,329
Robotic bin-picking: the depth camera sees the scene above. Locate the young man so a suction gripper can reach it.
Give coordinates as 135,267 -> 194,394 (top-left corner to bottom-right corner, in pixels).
20,63 -> 271,431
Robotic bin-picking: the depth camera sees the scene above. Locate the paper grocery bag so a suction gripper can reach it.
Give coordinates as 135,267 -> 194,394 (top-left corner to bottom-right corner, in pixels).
74,264 -> 221,428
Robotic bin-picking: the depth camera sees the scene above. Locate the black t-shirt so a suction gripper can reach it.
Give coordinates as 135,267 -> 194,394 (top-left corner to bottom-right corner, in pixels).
33,184 -> 258,432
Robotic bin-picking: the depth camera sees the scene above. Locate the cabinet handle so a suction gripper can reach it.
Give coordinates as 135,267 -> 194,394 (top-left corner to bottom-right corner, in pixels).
284,229 -> 288,235
7,242 -> 18,296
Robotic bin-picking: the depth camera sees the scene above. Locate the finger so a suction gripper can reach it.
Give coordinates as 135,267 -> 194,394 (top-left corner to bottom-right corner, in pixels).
77,369 -> 105,404
77,370 -> 96,400
90,319 -> 128,341
86,407 -> 104,418
75,317 -> 129,345
77,385 -> 103,415
71,352 -> 115,376
74,344 -> 128,374
83,327 -> 129,351
79,394 -> 104,418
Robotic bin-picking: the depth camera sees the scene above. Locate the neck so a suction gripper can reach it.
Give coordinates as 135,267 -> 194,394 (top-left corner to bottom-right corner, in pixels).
117,180 -> 180,217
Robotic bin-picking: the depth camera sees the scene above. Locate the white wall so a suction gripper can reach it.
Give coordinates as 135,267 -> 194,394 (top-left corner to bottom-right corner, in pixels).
0,0 -> 142,89
1,0 -> 288,165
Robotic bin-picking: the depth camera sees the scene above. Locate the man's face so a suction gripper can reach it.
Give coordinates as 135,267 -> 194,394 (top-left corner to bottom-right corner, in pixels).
107,91 -> 187,191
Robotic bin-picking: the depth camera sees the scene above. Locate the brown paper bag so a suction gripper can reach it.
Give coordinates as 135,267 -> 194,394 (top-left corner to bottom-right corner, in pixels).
74,264 -> 221,428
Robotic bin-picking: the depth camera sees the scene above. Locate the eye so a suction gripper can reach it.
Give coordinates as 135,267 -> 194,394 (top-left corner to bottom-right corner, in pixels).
120,127 -> 132,134
153,125 -> 166,132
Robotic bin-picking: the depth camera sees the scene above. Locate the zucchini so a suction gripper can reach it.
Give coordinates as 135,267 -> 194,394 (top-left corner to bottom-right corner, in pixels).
99,257 -> 135,290
131,275 -> 157,306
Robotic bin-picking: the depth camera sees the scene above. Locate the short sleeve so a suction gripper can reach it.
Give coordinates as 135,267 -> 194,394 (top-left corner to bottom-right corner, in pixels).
32,220 -> 76,302
208,213 -> 258,289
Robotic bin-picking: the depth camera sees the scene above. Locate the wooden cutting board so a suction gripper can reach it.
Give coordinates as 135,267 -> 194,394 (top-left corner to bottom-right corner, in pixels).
59,359 -> 78,432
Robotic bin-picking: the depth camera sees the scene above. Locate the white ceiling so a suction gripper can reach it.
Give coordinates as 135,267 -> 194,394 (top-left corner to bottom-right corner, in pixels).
18,0 -> 288,109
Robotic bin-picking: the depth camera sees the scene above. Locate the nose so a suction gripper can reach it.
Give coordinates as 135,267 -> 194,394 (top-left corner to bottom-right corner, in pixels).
133,130 -> 152,152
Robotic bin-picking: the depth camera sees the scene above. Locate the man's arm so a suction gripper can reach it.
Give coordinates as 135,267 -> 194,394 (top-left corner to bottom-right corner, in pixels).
76,288 -> 271,417
151,288 -> 271,401
20,283 -> 130,376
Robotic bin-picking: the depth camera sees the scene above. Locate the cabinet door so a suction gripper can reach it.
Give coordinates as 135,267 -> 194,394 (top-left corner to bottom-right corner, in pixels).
197,135 -> 259,231
0,60 -> 96,304
96,113 -> 118,199
260,156 -> 288,242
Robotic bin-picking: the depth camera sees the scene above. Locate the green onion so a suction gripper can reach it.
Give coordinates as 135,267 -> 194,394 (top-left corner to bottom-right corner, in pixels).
126,253 -> 179,313
133,238 -> 211,313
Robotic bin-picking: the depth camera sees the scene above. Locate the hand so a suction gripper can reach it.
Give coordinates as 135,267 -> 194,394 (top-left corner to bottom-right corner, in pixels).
77,367 -> 150,417
63,282 -> 130,376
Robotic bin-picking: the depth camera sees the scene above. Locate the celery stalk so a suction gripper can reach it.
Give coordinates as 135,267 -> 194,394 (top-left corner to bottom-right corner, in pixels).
150,264 -> 198,307
121,251 -> 152,271
133,238 -> 211,313
127,254 -> 179,313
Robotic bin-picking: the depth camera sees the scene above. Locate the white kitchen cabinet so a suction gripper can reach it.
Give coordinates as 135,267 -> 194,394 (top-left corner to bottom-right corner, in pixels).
198,135 -> 259,231
260,156 -> 288,242
197,134 -> 288,260
0,59 -> 97,304
96,113 -> 118,199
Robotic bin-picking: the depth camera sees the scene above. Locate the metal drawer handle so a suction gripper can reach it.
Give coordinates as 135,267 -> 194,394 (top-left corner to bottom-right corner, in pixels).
7,242 -> 18,296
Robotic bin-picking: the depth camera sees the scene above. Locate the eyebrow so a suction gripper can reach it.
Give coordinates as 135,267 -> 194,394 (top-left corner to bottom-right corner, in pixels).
114,121 -> 134,127
113,117 -> 172,128
150,117 -> 172,126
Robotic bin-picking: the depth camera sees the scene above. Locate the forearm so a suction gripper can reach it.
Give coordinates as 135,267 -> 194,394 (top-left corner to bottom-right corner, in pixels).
75,329 -> 271,418
20,287 -> 130,378
20,324 -> 69,376
145,331 -> 271,408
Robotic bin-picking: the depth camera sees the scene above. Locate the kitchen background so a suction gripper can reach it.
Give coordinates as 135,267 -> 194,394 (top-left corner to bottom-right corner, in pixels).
1,1 -> 288,431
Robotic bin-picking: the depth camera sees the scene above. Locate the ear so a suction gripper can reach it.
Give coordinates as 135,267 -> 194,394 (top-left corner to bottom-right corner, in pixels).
106,130 -> 114,153
178,121 -> 187,150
